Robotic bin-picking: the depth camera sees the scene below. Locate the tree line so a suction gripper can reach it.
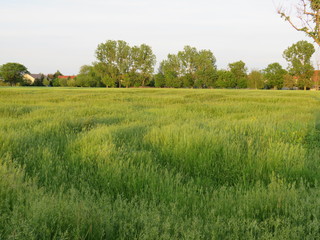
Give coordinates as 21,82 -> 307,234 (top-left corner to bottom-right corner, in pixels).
0,39 -> 317,90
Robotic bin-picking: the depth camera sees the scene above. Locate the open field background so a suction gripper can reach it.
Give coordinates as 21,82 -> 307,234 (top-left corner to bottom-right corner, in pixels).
1,88 -> 320,239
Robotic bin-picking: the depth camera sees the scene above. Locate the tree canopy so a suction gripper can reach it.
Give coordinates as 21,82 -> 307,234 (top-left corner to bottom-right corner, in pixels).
0,62 -> 29,86
263,63 -> 287,89
159,46 -> 217,88
247,70 -> 264,89
278,0 -> 320,46
95,40 -> 156,87
228,61 -> 248,88
283,40 -> 315,89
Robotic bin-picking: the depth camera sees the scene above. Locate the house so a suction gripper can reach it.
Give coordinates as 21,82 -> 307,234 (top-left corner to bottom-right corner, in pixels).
23,73 -> 44,84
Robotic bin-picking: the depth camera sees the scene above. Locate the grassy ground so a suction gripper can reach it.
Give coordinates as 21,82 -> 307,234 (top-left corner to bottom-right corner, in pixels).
0,87 -> 320,239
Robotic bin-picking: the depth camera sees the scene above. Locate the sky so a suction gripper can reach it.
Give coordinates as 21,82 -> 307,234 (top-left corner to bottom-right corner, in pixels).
0,0 -> 316,75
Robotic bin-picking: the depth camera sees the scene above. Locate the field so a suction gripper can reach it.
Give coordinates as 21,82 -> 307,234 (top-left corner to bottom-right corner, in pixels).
0,87 -> 320,239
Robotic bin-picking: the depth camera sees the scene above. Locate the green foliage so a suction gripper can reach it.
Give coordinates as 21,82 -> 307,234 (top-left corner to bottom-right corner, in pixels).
58,78 -> 68,87
67,78 -> 77,87
0,62 -> 28,86
0,88 -> 320,239
95,40 -> 156,88
131,44 -> 156,86
160,54 -> 182,88
228,60 -> 248,88
284,73 -> 296,89
52,78 -> 60,87
42,78 -> 51,86
159,46 -> 217,88
228,60 -> 247,79
311,0 -> 320,11
76,65 -> 102,87
215,70 -> 236,88
154,73 -> 165,87
247,70 -> 264,89
263,62 -> 287,89
283,40 -> 315,89
53,70 -> 63,78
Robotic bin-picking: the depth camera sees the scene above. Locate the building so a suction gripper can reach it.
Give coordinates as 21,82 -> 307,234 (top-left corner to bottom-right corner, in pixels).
23,74 -> 44,84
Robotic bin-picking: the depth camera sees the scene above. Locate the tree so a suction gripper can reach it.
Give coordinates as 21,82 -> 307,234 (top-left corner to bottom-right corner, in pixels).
278,0 -> 320,46
43,78 -> 50,86
247,70 -> 264,89
131,44 -> 156,86
59,78 -> 68,87
178,46 -> 198,85
96,40 -> 131,88
215,70 -> 237,88
76,65 -> 102,87
53,70 -> 63,78
159,46 -> 217,88
283,74 -> 296,89
67,78 -> 77,87
95,40 -> 156,87
228,60 -> 248,88
194,50 -> 217,88
0,63 -> 29,86
94,62 -> 117,88
52,78 -> 60,87
154,73 -> 165,87
263,63 -> 287,89
160,54 -> 182,88
283,40 -> 315,90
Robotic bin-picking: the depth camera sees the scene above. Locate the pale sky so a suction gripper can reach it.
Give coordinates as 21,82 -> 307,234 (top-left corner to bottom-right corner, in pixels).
0,0 -> 315,75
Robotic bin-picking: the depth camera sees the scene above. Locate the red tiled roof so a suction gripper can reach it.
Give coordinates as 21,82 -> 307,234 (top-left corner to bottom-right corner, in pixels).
58,75 -> 76,79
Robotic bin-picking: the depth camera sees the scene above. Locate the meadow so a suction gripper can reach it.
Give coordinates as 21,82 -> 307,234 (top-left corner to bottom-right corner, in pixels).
0,87 -> 320,239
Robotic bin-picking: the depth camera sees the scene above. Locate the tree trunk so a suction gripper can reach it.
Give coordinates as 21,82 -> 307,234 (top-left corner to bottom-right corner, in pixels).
304,85 -> 307,91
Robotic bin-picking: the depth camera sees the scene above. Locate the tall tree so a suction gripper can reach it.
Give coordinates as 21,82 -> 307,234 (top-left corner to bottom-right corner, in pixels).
228,60 -> 248,88
95,40 -> 156,87
215,70 -> 237,88
194,50 -> 217,88
283,74 -> 296,89
247,70 -> 264,89
96,40 -> 131,88
93,62 -> 117,88
131,44 -> 156,86
159,46 -> 217,88
283,40 -> 315,90
76,65 -> 102,87
263,62 -> 287,89
116,40 -> 131,87
278,0 -> 320,46
160,54 -> 182,88
178,46 -> 198,82
154,72 -> 166,88
0,62 -> 28,86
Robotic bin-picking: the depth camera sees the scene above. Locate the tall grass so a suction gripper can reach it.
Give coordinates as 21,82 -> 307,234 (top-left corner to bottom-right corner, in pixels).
0,88 -> 320,239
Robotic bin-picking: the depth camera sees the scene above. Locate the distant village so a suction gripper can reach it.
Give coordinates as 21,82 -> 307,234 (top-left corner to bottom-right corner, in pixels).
1,40 -> 320,90
22,72 -> 76,87
20,70 -> 320,90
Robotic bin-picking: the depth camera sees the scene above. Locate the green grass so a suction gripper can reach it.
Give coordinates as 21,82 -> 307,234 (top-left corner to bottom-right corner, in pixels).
0,87 -> 320,239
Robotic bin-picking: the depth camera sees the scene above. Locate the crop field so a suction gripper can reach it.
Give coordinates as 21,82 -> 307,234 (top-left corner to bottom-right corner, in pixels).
0,88 -> 320,239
